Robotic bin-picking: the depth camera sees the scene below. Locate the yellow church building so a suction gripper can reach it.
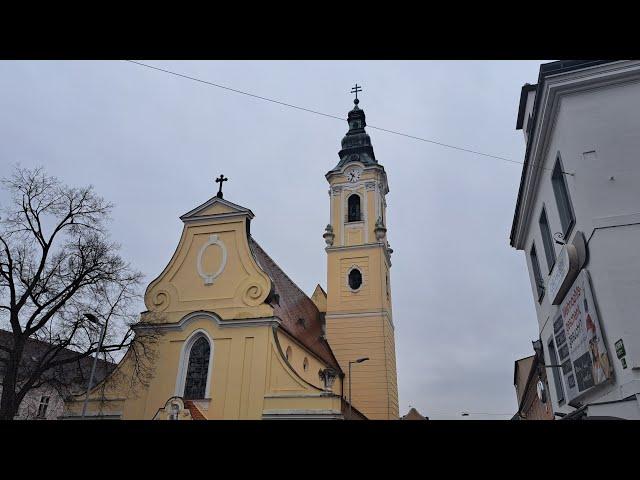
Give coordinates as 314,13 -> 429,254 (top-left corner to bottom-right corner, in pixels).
63,94 -> 399,420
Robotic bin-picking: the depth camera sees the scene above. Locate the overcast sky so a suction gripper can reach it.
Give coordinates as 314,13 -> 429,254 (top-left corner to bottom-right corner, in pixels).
0,60 -> 545,419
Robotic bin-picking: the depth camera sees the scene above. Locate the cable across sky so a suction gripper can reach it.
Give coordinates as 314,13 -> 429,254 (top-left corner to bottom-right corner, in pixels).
125,60 -> 525,168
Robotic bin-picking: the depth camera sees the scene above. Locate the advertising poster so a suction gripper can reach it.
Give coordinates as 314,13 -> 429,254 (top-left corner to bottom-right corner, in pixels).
557,269 -> 613,403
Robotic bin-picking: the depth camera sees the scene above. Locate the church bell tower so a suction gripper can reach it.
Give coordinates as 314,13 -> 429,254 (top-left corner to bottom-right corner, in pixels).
323,89 -> 399,419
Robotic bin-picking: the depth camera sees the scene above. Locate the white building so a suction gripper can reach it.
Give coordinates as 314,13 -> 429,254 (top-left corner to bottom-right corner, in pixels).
0,329 -> 114,420
510,60 -> 640,420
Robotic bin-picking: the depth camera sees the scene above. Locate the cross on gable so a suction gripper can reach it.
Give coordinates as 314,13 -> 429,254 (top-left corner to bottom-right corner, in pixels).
215,174 -> 228,198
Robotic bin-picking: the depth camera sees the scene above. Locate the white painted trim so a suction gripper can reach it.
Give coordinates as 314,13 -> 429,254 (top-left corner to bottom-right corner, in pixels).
325,161 -> 385,181
342,186 -> 366,244
133,311 -> 281,332
375,181 -> 380,222
364,187 -> 368,243
325,242 -> 392,266
182,212 -> 252,224
262,409 -> 343,420
325,310 -> 392,319
340,187 -> 345,245
180,195 -> 254,220
326,310 -> 394,330
346,264 -> 365,293
591,212 -> 640,231
264,393 -> 337,399
196,234 -> 227,285
174,329 -> 214,398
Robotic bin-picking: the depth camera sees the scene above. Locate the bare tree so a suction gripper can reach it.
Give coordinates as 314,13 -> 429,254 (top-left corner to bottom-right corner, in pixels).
0,166 -> 155,420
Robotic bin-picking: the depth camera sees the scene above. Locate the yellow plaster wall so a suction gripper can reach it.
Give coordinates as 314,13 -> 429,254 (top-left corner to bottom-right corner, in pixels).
65,197 -> 345,420
66,314 -> 341,420
275,329 -> 339,394
310,285 -> 327,313
327,248 -> 388,314
144,214 -> 273,323
325,314 -> 397,419
325,164 -> 398,420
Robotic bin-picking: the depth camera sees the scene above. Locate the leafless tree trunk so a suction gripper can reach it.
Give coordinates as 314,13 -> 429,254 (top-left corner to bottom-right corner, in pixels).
0,166 -> 155,420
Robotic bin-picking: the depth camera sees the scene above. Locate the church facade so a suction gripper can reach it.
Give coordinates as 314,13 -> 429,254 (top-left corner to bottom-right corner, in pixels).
63,96 -> 399,420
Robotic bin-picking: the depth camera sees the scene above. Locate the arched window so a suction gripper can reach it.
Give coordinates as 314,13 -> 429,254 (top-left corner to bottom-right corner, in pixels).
303,357 -> 309,372
184,336 -> 211,400
285,346 -> 292,362
347,194 -> 361,222
348,268 -> 363,290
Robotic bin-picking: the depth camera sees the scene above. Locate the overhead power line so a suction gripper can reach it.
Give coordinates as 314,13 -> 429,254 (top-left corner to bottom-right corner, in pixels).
125,60 -> 525,169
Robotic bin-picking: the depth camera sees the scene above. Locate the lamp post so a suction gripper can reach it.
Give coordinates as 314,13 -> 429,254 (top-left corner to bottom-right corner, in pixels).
81,313 -> 107,419
348,357 -> 369,420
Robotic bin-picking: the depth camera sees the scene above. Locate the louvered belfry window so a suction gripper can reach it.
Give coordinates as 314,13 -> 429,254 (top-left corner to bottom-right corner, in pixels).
184,337 -> 210,400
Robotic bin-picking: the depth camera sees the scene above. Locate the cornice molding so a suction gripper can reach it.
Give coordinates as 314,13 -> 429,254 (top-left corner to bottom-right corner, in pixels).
180,196 -> 254,223
133,311 -> 281,332
325,242 -> 392,266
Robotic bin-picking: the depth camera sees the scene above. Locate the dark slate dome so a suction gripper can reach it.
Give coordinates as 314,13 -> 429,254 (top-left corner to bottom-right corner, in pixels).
330,99 -> 378,173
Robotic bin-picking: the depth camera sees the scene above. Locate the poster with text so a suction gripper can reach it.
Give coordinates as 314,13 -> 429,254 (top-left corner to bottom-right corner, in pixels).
559,269 -> 613,403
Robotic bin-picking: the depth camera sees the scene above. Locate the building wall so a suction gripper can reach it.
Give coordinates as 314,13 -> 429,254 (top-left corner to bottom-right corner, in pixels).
325,163 -> 399,420
64,199 -> 343,419
520,382 -> 554,420
519,72 -> 640,415
514,357 -> 554,420
0,384 -> 64,420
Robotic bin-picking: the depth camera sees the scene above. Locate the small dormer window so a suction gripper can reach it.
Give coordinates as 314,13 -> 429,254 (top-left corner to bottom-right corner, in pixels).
347,194 -> 361,222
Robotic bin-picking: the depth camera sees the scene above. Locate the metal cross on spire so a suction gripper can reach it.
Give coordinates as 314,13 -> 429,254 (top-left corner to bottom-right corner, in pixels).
215,174 -> 228,198
351,84 -> 362,104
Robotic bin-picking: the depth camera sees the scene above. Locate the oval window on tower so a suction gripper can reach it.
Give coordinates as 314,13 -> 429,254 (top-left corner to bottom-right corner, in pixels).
348,268 -> 363,290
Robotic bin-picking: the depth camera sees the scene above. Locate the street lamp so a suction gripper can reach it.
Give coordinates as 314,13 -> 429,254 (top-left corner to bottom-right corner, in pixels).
348,357 -> 369,420
81,313 -> 108,419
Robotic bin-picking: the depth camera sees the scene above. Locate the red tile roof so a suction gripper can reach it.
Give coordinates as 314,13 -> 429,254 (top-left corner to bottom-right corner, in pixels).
248,237 -> 341,373
183,400 -> 206,420
0,329 -> 116,396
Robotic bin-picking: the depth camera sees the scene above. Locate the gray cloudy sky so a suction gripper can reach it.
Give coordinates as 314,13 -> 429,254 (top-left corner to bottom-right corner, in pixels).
0,60 -> 544,419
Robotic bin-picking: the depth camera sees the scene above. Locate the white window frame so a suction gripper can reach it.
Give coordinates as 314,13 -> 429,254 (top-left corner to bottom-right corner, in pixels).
346,265 -> 365,292
175,329 -> 214,399
346,192 -> 364,224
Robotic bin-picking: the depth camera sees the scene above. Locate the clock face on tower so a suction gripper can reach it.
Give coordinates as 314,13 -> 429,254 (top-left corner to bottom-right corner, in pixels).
346,168 -> 362,183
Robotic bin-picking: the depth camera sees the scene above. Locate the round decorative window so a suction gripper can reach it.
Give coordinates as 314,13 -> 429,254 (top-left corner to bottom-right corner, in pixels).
348,268 -> 363,290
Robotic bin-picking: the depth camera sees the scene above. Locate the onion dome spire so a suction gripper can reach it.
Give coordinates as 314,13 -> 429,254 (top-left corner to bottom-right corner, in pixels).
330,84 -> 378,172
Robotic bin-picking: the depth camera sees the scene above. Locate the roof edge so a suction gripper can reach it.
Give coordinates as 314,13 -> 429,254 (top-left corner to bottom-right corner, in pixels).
515,83 -> 537,130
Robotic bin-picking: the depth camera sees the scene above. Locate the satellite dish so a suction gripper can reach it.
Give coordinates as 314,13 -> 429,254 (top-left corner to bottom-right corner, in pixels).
536,380 -> 547,403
